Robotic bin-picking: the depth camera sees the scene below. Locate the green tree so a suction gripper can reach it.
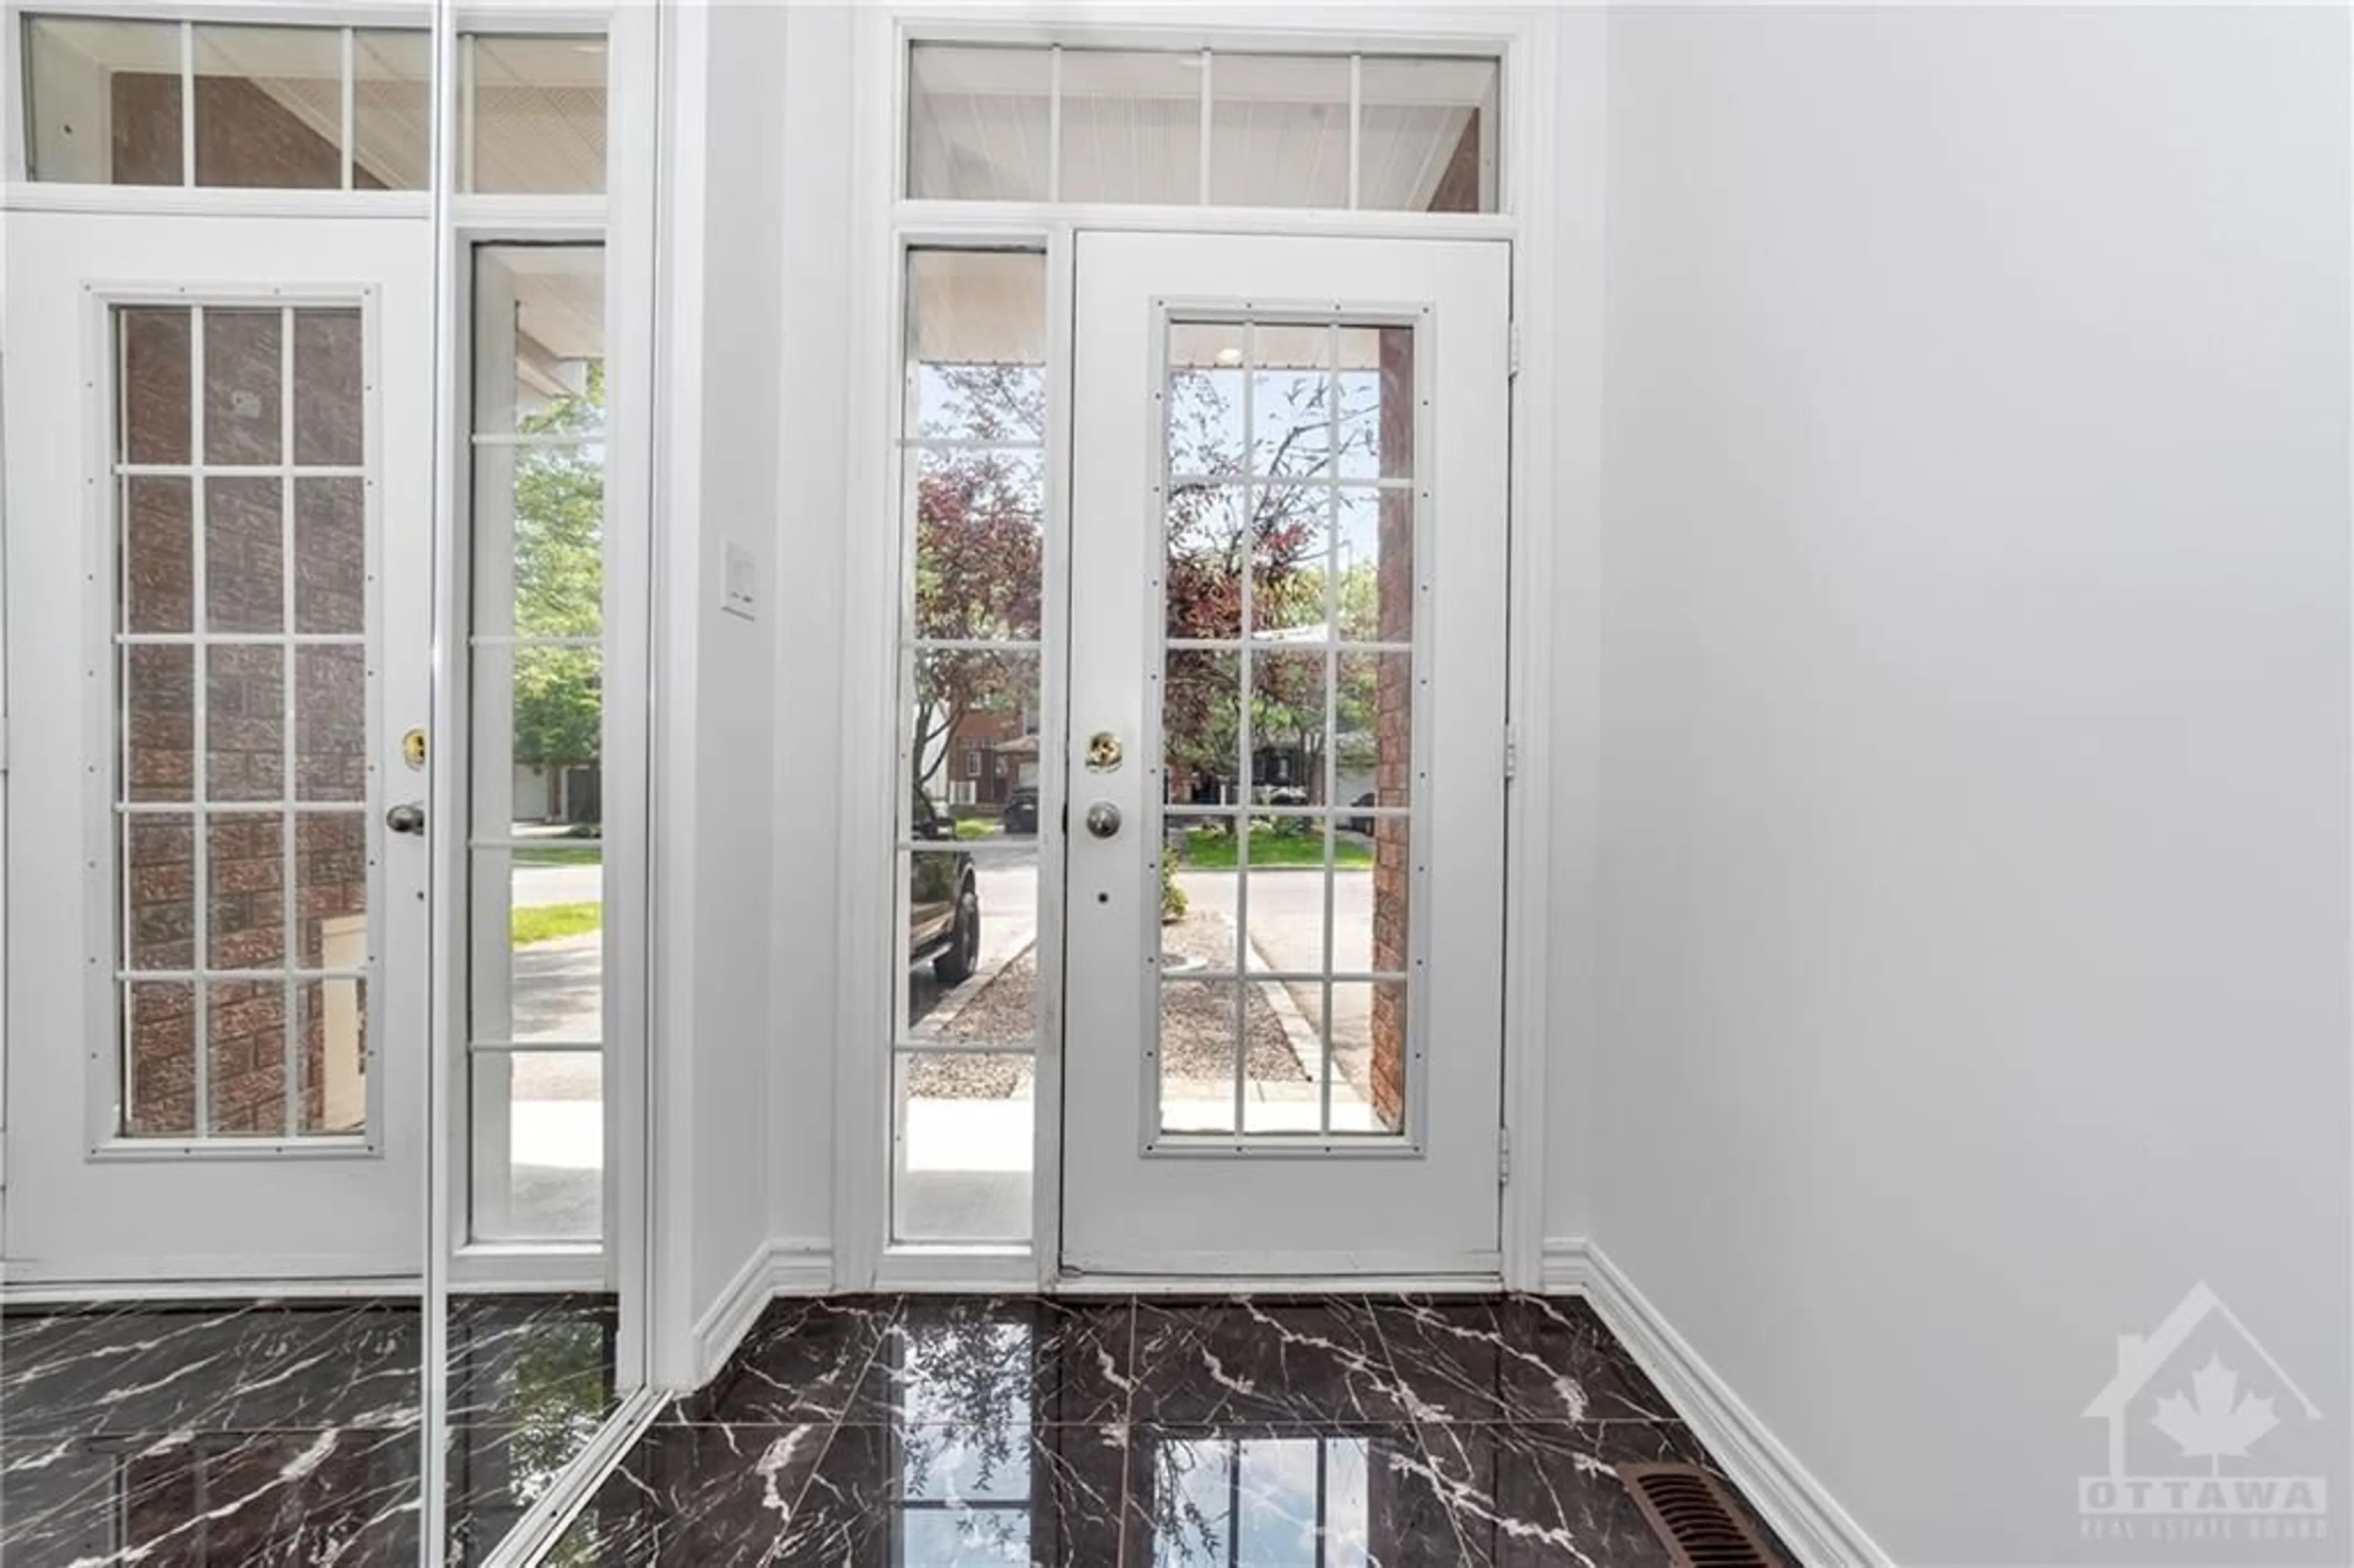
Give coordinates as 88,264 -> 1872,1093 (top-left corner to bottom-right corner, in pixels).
509,368 -> 604,807
910,363 -> 1044,798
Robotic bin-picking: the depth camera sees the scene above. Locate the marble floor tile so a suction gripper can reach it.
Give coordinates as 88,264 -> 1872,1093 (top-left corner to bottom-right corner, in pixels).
2,1423 -> 421,1568
543,1294 -> 1792,1568
1417,1420 -> 1795,1567
1369,1295 -> 1677,1423
1127,1297 -> 1406,1426
1124,1421 -> 1465,1568
848,1295 -> 1137,1428
1,1298 -> 425,1568
1,1292 -> 620,1568
445,1292 -> 619,1429
547,1421 -> 834,1566
0,1299 -> 421,1437
669,1296 -> 901,1425
443,1293 -> 620,1563
769,1420 -> 1130,1567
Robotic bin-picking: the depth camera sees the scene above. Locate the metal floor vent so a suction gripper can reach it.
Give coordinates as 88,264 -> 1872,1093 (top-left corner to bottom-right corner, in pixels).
1617,1463 -> 1781,1567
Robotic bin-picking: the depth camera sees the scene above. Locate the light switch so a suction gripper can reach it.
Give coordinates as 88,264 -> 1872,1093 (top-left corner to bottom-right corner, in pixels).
721,539 -> 758,620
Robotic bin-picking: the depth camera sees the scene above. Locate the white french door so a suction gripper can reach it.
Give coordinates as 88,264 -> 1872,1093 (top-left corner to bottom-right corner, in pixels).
2,213 -> 431,1282
1060,232 -> 1512,1276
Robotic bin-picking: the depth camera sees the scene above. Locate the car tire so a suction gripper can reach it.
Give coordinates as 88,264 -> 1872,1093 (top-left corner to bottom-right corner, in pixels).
934,880 -> 980,983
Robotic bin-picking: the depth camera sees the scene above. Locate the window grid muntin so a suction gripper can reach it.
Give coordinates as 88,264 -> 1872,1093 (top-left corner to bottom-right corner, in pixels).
24,17 -> 425,189
21,15 -> 610,193
893,248 -> 1049,1048
111,300 -> 373,1143
905,42 -> 1501,213
1151,307 -> 1425,1147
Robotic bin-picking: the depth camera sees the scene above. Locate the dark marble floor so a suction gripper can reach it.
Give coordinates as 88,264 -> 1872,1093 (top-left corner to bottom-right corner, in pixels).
447,1293 -> 621,1564
552,1295 -> 1795,1567
0,1292 -> 615,1567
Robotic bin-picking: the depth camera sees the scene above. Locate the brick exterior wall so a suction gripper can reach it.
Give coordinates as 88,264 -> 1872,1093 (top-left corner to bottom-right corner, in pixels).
113,70 -> 384,189
1368,329 -> 1416,1130
118,305 -> 369,1138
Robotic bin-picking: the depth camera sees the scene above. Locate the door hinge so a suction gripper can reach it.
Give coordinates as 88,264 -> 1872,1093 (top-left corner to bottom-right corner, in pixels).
1503,725 -> 1519,783
1498,1126 -> 1511,1186
1508,321 -> 1522,381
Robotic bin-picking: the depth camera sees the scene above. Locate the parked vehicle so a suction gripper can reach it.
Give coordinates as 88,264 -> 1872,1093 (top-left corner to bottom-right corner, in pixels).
1002,785 -> 1040,835
1344,791 -> 1377,836
910,792 -> 978,982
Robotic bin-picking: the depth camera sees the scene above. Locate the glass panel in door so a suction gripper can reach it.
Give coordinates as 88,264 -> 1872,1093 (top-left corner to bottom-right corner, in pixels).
113,301 -> 376,1143
1159,317 -> 1418,1140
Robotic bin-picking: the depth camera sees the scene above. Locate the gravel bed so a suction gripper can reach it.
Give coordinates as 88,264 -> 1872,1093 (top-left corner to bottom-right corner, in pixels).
1160,911 -> 1310,1083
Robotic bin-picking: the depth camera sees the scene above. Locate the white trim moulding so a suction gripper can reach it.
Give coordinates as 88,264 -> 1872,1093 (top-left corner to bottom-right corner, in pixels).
1542,1238 -> 1894,1568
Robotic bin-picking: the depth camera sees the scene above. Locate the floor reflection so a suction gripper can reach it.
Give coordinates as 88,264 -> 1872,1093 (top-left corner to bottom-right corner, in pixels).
446,1293 -> 619,1563
555,1294 -> 1796,1567
0,1299 -> 423,1567
0,1293 -> 617,1568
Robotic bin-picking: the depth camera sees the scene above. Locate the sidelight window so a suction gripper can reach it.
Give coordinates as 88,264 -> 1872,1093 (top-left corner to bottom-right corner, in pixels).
465,243 -> 609,1243
892,248 -> 1048,1243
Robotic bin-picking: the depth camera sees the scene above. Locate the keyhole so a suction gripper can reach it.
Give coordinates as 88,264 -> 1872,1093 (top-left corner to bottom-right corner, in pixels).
1096,892 -> 1108,905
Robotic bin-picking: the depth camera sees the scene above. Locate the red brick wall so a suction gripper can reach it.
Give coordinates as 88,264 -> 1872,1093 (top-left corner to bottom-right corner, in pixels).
113,69 -> 376,189
1369,330 -> 1416,1130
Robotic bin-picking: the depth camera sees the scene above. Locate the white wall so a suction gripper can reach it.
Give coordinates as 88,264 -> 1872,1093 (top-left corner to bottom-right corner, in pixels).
650,0 -> 788,1383
767,2 -> 856,1256
1537,4 -> 1609,1253
1595,7 -> 2350,1562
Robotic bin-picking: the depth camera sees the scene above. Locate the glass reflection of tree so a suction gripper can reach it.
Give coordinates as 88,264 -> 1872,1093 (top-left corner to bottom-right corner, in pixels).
499,1319 -> 613,1508
510,368 -> 606,812
1144,1434 -> 1375,1568
889,1314 -> 1036,1564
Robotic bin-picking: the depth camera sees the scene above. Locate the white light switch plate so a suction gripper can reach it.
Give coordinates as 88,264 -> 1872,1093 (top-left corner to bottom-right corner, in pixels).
721,539 -> 758,620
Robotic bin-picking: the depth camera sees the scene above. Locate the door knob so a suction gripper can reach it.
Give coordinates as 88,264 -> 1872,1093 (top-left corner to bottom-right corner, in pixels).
1084,802 -> 1122,839
386,802 -> 427,836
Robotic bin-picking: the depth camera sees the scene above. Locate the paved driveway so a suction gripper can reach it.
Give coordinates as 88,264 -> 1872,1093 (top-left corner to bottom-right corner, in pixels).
907,847 -> 1039,1029
513,862 -> 601,908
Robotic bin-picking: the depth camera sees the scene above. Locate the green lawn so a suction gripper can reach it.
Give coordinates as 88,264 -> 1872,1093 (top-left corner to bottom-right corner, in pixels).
513,901 -> 603,945
954,818 -> 998,841
1182,826 -> 1373,870
514,843 -> 602,866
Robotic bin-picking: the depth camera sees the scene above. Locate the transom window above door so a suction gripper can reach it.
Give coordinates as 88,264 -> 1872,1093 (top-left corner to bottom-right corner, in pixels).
907,43 -> 1500,213
18,12 -> 608,192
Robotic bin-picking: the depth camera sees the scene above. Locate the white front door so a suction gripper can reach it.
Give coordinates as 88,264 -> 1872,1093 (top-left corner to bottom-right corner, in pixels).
2,213 -> 431,1282
1061,232 -> 1512,1276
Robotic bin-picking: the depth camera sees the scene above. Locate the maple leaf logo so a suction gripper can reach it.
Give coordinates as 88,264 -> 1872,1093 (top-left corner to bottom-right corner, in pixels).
2150,1355 -> 2279,1474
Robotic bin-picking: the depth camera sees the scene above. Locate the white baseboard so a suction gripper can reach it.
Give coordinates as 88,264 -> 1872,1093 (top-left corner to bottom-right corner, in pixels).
1541,1238 -> 1890,1567
686,1238 -> 832,1388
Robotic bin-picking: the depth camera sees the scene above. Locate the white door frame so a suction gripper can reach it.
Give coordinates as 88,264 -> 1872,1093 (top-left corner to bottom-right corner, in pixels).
832,4 -> 1577,1294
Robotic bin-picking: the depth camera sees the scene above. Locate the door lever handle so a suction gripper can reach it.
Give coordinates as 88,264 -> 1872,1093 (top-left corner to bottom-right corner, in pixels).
386,802 -> 427,836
